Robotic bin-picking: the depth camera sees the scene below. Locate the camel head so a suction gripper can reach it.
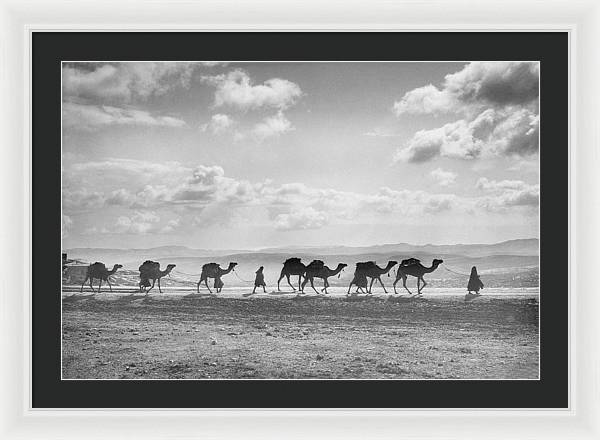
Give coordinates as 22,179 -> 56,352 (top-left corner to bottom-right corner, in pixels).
385,261 -> 398,271
432,259 -> 443,267
165,264 -> 176,272
112,264 -> 123,270
228,262 -> 238,270
337,263 -> 348,270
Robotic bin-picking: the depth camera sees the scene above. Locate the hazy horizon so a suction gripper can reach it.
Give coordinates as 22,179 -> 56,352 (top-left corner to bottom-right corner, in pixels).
62,61 -> 539,249
64,236 -> 539,252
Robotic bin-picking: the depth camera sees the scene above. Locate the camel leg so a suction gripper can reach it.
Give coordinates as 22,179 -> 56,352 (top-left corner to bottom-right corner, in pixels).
322,279 -> 329,294
378,277 -> 388,294
286,275 -> 295,292
205,279 -> 212,294
300,277 -> 308,293
309,278 -> 319,294
347,282 -> 353,295
97,279 -> 102,293
147,279 -> 155,294
158,278 -> 162,294
277,273 -> 284,291
402,276 -> 413,295
416,277 -> 421,294
107,278 -> 113,293
80,276 -> 88,293
419,277 -> 427,294
262,284 -> 266,293
298,275 -> 303,292
368,277 -> 375,294
393,277 -> 399,294
88,277 -> 95,293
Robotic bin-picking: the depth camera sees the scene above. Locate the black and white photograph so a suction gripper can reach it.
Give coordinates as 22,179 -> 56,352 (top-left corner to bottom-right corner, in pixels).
61,60 -> 540,380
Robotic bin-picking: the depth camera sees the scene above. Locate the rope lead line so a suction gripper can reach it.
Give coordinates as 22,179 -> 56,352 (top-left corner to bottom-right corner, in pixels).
443,266 -> 470,276
232,269 -> 254,283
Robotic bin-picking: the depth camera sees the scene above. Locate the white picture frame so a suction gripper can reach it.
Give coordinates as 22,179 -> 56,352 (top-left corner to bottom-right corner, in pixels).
1,0 -> 596,438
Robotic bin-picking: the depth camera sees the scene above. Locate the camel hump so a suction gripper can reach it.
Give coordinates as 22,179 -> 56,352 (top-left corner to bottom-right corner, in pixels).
90,262 -> 106,271
307,259 -> 325,270
284,257 -> 302,265
356,261 -> 377,271
401,258 -> 420,267
202,262 -> 220,271
139,260 -> 159,273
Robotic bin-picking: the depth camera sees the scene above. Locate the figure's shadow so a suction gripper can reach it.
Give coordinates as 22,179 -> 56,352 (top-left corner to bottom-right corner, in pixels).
465,293 -> 482,302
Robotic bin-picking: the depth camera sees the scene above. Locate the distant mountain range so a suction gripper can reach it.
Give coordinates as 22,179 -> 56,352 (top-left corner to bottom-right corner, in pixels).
65,238 -> 539,264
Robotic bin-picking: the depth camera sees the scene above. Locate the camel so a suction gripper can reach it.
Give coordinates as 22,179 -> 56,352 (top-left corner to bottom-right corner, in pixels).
197,262 -> 237,294
80,262 -> 123,293
301,261 -> 347,294
277,258 -> 307,291
138,261 -> 176,294
393,258 -> 444,295
364,260 -> 398,294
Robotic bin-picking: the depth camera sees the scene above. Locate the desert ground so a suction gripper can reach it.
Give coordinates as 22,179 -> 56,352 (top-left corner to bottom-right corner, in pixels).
62,287 -> 539,379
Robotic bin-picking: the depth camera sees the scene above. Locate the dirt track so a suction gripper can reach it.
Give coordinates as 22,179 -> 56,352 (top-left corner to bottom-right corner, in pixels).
62,289 -> 539,379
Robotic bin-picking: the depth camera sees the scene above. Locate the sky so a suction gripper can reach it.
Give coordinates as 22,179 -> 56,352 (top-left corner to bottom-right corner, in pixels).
61,61 -> 540,250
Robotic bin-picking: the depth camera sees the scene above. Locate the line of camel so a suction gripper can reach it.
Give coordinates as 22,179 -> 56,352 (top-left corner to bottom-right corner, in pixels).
78,258 -> 444,296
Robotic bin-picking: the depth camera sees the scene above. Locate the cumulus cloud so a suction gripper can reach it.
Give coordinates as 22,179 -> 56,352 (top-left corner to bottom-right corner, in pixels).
251,111 -> 293,140
391,62 -> 539,164
110,211 -> 181,235
430,168 -> 457,186
200,113 -> 234,134
274,207 -> 329,231
63,62 -> 198,103
63,159 -> 538,236
63,102 -> 186,130
393,62 -> 539,116
509,158 -> 539,174
476,177 -> 539,210
201,69 -> 302,111
395,107 -> 539,163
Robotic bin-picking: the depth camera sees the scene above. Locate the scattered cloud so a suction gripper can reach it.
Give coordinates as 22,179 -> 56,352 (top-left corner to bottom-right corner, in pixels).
63,62 -> 198,104
200,113 -> 234,134
275,206 -> 329,231
509,158 -> 539,174
395,107 -> 539,163
476,177 -> 539,210
113,211 -> 161,234
250,111 -> 294,141
393,62 -> 539,116
201,69 -> 302,111
430,168 -> 457,186
63,102 -> 186,130
392,62 -> 539,164
64,158 -> 538,235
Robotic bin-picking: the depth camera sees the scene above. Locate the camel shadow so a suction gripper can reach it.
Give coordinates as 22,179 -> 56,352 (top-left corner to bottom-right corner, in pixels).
343,294 -> 374,302
268,291 -> 293,296
182,293 -> 216,299
386,294 -> 423,304
291,294 -> 326,301
63,293 -> 96,303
